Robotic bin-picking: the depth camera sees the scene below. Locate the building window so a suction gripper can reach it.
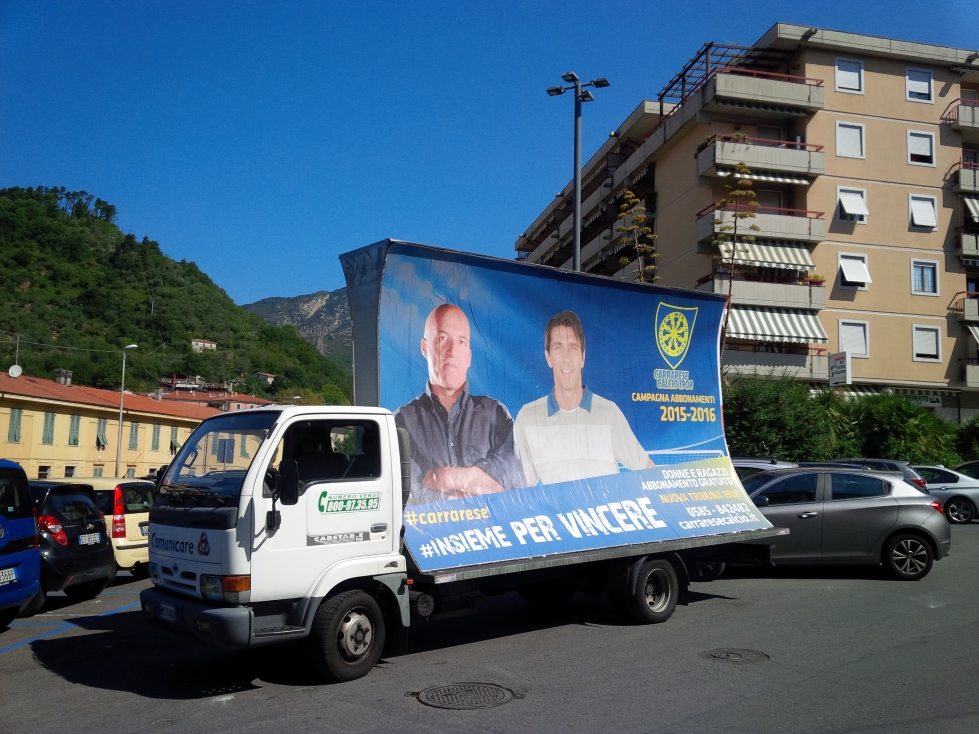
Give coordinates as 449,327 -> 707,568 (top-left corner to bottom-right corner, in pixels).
170,426 -> 180,455
96,417 -> 108,449
42,412 -> 55,445
125,467 -> 136,478
240,433 -> 250,458
906,67 -> 933,102
911,260 -> 939,296
64,466 -> 76,478
836,122 -> 865,159
37,466 -> 51,479
152,424 -> 161,452
93,465 -> 104,478
835,57 -> 864,94
129,422 -> 139,450
909,195 -> 938,230
7,408 -> 22,443
912,325 -> 941,362
839,320 -> 870,359
839,253 -> 872,290
68,414 -> 81,446
837,188 -> 869,223
236,403 -> 241,411
907,131 -> 935,166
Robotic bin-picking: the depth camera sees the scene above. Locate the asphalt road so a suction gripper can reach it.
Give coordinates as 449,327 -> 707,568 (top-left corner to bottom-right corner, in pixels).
3,526 -> 979,734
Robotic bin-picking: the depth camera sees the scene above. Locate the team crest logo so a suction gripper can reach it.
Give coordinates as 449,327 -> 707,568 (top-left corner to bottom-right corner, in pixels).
655,303 -> 698,369
197,532 -> 210,556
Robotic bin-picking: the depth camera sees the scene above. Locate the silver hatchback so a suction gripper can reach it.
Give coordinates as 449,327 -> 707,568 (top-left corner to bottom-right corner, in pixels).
742,467 -> 951,580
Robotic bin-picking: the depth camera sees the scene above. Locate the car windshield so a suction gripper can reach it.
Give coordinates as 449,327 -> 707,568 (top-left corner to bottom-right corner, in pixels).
0,467 -> 32,520
162,412 -> 278,497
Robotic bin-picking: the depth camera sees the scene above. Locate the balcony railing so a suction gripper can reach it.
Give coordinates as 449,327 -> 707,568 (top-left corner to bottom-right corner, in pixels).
723,345 -> 829,379
960,358 -> 979,387
697,274 -> 825,309
951,160 -> 979,193
946,98 -> 979,142
952,291 -> 979,321
696,203 -> 825,244
696,134 -> 824,154
957,228 -> 979,259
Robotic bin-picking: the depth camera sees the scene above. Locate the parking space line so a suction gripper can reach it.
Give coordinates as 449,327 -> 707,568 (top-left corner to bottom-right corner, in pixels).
0,601 -> 141,655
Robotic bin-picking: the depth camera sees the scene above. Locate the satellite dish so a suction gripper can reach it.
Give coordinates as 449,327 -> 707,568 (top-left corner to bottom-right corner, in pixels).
8,365 -> 22,378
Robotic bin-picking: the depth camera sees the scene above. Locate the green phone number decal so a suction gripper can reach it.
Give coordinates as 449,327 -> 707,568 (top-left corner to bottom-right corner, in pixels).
318,491 -> 381,513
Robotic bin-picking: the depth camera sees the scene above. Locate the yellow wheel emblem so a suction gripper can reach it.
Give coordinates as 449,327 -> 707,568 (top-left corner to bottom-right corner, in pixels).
658,311 -> 689,358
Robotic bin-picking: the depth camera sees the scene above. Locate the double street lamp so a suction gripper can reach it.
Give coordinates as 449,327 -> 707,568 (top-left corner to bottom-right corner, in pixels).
115,344 -> 138,477
547,72 -> 610,272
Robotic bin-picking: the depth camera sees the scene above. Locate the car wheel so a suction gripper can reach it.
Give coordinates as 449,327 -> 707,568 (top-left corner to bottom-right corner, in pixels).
689,560 -> 726,582
17,587 -> 46,617
129,563 -> 150,580
626,559 -> 679,624
63,579 -> 109,602
883,534 -> 934,581
944,498 -> 975,524
0,607 -> 18,630
309,590 -> 386,683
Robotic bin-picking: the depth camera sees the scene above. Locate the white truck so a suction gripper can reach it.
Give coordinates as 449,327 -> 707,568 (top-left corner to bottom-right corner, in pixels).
140,240 -> 784,682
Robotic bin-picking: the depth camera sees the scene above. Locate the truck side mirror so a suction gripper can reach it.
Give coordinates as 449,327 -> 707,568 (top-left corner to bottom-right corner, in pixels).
279,459 -> 300,506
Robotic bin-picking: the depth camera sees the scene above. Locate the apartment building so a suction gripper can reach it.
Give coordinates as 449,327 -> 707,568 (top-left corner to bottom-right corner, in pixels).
517,23 -> 979,420
0,373 -> 219,479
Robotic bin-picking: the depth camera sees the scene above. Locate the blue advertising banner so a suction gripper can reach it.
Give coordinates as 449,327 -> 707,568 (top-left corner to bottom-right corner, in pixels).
342,241 -> 771,573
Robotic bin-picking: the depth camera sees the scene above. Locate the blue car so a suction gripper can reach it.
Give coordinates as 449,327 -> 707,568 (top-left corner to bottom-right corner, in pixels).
0,460 -> 40,628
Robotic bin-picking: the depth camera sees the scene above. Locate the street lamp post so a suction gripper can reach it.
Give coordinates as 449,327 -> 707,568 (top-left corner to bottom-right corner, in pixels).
115,344 -> 138,477
547,73 -> 610,272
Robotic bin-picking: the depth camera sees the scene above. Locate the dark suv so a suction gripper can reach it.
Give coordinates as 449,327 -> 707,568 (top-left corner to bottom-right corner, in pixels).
20,483 -> 116,615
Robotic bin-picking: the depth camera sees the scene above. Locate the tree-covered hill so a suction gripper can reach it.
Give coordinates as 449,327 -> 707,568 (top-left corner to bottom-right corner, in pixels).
0,186 -> 351,400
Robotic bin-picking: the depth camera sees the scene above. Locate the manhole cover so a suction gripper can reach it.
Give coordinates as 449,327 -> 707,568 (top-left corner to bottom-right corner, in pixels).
699,648 -> 769,663
417,683 -> 514,710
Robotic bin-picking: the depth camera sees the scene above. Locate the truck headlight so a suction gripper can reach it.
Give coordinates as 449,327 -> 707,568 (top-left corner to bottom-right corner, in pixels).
199,574 -> 250,604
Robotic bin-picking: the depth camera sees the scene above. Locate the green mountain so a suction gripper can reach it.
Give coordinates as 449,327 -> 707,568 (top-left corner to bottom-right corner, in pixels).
242,288 -> 352,371
0,186 -> 351,400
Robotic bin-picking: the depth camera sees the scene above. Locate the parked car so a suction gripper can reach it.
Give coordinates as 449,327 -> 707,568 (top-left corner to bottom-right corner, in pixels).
741,467 -> 949,580
828,459 -> 928,490
953,461 -> 979,480
731,457 -> 798,481
44,478 -> 154,577
911,466 -> 979,524
19,482 -> 116,615
0,460 -> 40,629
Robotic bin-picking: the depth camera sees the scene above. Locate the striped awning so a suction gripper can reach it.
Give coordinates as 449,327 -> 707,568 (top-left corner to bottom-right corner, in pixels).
716,240 -> 815,270
717,169 -> 811,186
727,306 -> 828,344
963,195 -> 979,223
967,324 -> 979,344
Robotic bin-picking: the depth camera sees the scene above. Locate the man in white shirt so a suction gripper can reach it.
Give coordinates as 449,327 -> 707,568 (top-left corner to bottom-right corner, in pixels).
514,310 -> 653,486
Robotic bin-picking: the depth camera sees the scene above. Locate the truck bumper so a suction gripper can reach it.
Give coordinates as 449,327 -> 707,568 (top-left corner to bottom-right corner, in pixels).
140,587 -> 252,649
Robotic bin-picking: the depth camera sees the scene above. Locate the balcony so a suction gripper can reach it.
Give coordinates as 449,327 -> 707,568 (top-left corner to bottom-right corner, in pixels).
962,360 -> 979,388
696,135 -> 824,182
952,161 -> 979,194
953,294 -> 979,322
723,348 -> 829,380
696,204 -> 825,245
697,275 -> 825,310
957,229 -> 979,261
947,99 -> 979,144
702,68 -> 824,118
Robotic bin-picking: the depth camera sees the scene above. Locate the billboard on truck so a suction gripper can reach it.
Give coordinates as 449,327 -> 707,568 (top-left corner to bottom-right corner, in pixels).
341,240 -> 771,573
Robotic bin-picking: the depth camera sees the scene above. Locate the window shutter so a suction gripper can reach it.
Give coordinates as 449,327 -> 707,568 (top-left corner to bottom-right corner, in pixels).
836,60 -> 862,91
840,322 -> 868,356
908,133 -> 933,158
913,327 -> 939,359
910,198 -> 938,228
907,69 -> 931,96
838,191 -> 870,217
839,257 -> 872,284
837,124 -> 864,157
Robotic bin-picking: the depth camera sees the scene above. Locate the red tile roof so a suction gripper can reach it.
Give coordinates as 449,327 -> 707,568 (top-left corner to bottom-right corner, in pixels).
156,392 -> 274,405
0,373 -> 220,421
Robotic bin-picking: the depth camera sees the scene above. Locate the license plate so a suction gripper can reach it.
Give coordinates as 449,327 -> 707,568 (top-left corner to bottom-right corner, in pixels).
78,532 -> 101,546
0,567 -> 15,586
158,603 -> 177,623
140,525 -> 148,536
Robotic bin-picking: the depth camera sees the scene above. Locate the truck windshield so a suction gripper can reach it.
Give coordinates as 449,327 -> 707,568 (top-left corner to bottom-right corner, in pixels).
162,412 -> 279,498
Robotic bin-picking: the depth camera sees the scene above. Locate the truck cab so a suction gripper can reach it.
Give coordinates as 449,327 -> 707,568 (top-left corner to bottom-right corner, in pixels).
140,406 -> 410,681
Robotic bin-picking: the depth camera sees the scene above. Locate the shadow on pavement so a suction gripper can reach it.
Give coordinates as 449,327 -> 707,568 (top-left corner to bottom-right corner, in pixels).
722,564 -> 888,581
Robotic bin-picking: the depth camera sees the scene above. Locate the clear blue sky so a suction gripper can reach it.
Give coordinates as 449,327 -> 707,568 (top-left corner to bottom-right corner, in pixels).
1,1 -> 974,304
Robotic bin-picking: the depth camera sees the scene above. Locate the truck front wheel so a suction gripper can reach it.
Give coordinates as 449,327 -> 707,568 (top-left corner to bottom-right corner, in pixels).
310,590 -> 386,682
626,559 -> 678,624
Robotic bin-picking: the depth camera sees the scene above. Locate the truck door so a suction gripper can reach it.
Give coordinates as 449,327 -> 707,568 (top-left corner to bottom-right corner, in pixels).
250,416 -> 394,603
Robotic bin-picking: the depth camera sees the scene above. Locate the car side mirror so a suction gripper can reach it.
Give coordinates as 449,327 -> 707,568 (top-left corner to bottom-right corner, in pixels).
752,495 -> 769,507
278,459 -> 299,506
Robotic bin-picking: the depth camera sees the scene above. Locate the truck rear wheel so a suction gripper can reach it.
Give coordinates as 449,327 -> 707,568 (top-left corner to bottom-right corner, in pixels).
626,559 -> 678,624
309,590 -> 386,682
